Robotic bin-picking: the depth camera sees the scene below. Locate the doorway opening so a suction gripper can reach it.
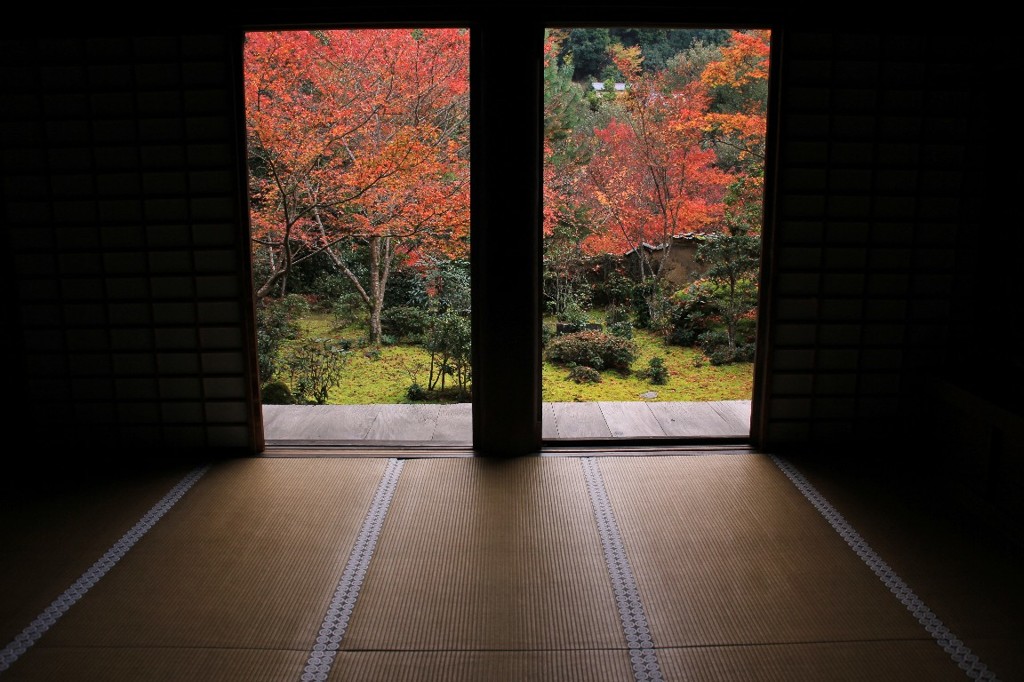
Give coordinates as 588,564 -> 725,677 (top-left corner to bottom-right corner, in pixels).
540,26 -> 771,443
242,27 -> 472,446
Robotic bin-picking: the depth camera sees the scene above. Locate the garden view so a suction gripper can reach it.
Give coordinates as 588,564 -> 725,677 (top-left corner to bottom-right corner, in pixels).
244,27 -> 769,410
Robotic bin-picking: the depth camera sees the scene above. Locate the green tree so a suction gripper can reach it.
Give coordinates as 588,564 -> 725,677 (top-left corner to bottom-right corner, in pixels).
543,204 -> 595,324
423,259 -> 471,397
694,235 -> 759,361
558,28 -> 732,82
543,29 -> 607,324
425,311 -> 471,396
611,28 -> 720,73
559,28 -> 612,81
684,30 -> 771,363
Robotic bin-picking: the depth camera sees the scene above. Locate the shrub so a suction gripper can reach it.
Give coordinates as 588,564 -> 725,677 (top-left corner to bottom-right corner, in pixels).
541,323 -> 556,347
630,278 -> 674,332
638,357 -> 669,385
382,305 -> 429,342
255,294 -> 310,381
545,330 -> 636,371
425,310 -> 471,393
568,365 -> 602,383
406,382 -> 427,401
331,292 -> 365,329
700,333 -> 757,366
260,381 -> 295,404
607,320 -> 633,339
598,269 -> 634,307
383,265 -> 429,309
605,303 -> 634,339
419,385 -> 471,402
554,295 -> 592,334
283,337 -> 350,405
667,281 -> 716,347
668,274 -> 758,366
310,271 -> 355,311
605,304 -> 631,326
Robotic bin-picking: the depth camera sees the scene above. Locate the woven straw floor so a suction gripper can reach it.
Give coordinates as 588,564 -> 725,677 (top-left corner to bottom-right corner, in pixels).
1,453 -> 1021,681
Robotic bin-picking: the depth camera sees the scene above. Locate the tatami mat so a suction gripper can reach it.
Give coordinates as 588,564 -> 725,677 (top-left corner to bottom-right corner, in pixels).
7,458 -> 389,679
0,466 -> 199,648
328,650 -> 634,682
656,641 -> 968,681
2,453 -> 1019,681
780,455 -> 1024,681
598,455 -> 971,679
339,457 -> 625,652
3,648 -> 307,682
599,455 -> 926,644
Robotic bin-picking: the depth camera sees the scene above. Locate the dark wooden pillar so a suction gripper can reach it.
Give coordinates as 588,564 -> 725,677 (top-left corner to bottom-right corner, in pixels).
471,19 -> 544,456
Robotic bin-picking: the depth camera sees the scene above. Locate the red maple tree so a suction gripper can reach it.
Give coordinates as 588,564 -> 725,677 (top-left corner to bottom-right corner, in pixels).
244,28 -> 470,343
539,29 -> 771,331
581,44 -> 733,282
700,28 -> 771,237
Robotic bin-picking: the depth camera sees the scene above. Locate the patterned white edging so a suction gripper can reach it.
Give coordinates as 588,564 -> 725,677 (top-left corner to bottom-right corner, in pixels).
770,455 -> 1000,682
0,464 -> 210,674
581,457 -> 663,682
301,458 -> 404,682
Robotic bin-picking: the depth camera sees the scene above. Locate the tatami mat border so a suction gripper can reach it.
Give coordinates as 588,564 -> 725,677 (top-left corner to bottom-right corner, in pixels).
770,455 -> 1001,682
301,458 -> 405,682
581,457 -> 663,682
0,465 -> 210,674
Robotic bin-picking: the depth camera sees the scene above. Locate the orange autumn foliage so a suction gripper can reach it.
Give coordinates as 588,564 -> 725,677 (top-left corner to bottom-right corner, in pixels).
244,29 -> 470,312
581,43 -> 732,276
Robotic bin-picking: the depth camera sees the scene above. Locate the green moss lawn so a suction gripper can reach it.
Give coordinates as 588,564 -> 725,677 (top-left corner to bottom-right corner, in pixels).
283,313 -> 753,404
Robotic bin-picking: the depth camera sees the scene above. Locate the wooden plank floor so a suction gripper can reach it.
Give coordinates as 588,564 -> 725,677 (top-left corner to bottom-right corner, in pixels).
262,400 -> 751,444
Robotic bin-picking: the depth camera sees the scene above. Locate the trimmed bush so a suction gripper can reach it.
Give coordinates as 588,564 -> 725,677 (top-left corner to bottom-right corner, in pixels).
260,381 -> 295,404
638,356 -> 669,385
406,382 -> 427,401
568,365 -> 602,384
545,330 -> 636,371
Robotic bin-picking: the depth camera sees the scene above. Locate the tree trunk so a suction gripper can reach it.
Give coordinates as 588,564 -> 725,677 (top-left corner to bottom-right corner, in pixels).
366,234 -> 392,346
